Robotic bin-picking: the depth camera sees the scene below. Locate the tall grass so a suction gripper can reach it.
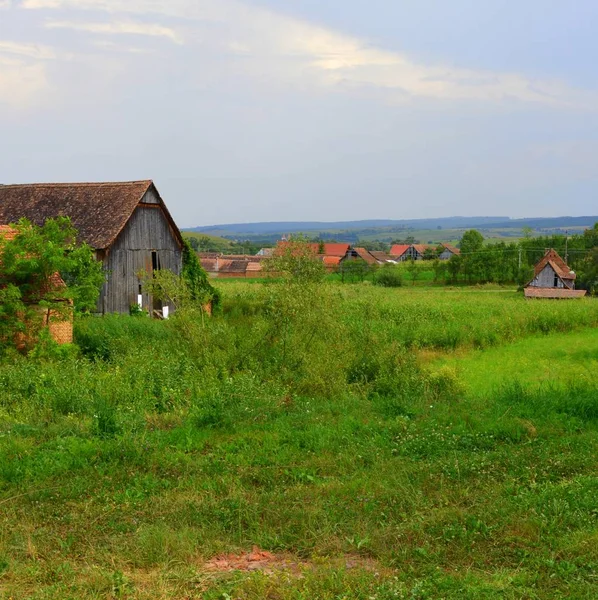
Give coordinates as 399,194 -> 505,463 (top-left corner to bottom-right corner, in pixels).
1,282 -> 598,598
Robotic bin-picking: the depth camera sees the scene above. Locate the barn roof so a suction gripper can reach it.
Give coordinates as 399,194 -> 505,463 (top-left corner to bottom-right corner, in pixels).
0,180 -> 182,250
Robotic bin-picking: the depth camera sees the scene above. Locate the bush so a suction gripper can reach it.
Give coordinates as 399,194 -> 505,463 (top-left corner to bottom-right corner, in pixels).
374,266 -> 403,288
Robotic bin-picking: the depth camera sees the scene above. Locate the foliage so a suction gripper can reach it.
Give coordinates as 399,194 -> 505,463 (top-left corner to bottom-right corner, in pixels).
340,258 -> 375,283
578,247 -> 598,295
264,238 -> 326,283
182,238 -> 220,306
138,240 -> 219,316
406,258 -> 421,285
373,264 -> 403,287
0,217 -> 103,349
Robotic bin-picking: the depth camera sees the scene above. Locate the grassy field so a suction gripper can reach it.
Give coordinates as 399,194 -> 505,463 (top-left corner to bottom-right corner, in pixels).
1,283 -> 597,598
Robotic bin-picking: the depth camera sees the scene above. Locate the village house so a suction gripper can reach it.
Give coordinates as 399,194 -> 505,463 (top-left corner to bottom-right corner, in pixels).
389,244 -> 411,261
275,241 -> 350,272
0,225 -> 73,346
0,181 -> 184,315
390,243 -> 460,261
525,249 -> 587,299
198,253 -> 267,278
340,247 -> 395,266
438,244 -> 460,260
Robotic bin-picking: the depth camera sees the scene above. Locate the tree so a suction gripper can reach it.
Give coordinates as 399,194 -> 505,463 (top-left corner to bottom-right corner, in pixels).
265,238 -> 326,284
406,258 -> 420,286
460,229 -> 484,255
447,254 -> 462,283
340,259 -> 374,283
578,247 -> 598,294
0,217 -> 104,348
460,230 -> 484,283
422,247 -> 438,261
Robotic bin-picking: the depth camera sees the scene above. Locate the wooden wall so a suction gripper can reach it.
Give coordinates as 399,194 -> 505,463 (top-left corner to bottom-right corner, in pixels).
100,192 -> 182,314
530,264 -> 565,289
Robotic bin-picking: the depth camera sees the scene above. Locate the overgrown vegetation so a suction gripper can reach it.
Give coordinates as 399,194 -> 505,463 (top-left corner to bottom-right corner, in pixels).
1,254 -> 598,597
0,218 -> 103,350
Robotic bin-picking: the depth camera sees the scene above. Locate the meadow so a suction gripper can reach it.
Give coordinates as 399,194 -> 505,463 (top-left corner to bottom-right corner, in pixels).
1,282 -> 598,599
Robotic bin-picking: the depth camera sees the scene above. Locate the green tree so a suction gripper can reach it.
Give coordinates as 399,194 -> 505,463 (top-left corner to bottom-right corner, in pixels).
578,247 -> 598,294
406,259 -> 420,286
460,230 -> 484,282
447,254 -> 462,283
0,217 -> 104,348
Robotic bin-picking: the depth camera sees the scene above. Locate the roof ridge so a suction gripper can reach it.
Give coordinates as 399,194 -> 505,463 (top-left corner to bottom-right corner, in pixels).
0,180 -> 152,188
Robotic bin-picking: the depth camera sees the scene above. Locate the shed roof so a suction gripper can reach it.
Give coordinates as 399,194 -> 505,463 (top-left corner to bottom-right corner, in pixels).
533,249 -> 575,281
246,261 -> 263,272
219,260 -> 248,274
0,180 -> 182,250
303,242 -> 350,257
412,244 -> 432,255
369,251 -> 393,262
442,244 -> 460,255
524,287 -> 586,299
353,247 -> 377,264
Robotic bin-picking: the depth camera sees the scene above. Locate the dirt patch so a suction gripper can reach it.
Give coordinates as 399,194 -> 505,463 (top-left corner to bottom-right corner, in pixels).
202,547 -> 383,577
203,546 -> 308,574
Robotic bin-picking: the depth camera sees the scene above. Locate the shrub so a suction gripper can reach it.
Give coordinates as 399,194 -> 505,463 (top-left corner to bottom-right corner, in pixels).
374,266 -> 403,288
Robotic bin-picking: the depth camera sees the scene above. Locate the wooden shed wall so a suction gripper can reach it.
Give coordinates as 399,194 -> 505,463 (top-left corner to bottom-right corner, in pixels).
100,196 -> 182,314
530,264 -> 565,289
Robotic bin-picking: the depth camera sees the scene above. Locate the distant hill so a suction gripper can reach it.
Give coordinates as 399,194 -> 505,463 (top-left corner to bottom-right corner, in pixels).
478,216 -> 598,229
184,216 -> 598,243
186,217 -> 509,236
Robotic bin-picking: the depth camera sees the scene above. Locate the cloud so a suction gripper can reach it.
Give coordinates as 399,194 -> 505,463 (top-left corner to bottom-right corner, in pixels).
18,0 -> 598,110
0,40 -> 57,60
0,56 -> 49,107
44,19 -> 183,44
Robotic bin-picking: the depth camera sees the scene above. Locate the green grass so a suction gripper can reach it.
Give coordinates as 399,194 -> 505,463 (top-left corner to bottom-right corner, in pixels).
1,283 -> 598,598
433,328 -> 598,396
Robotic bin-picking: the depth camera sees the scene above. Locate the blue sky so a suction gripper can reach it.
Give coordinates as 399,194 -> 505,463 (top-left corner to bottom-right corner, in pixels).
1,0 -> 597,227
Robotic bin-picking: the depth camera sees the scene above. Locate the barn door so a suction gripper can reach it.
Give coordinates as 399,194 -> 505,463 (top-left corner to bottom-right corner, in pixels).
151,251 -> 163,313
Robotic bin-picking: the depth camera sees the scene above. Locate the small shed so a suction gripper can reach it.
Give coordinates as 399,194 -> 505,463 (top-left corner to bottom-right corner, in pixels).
525,249 -> 587,299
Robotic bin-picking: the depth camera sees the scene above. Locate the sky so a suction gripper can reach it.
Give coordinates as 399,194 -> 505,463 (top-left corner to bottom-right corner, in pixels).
1,0 -> 598,227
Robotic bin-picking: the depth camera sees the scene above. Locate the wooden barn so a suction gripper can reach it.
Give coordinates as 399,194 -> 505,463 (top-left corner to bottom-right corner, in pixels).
0,181 -> 184,314
525,249 -> 587,299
